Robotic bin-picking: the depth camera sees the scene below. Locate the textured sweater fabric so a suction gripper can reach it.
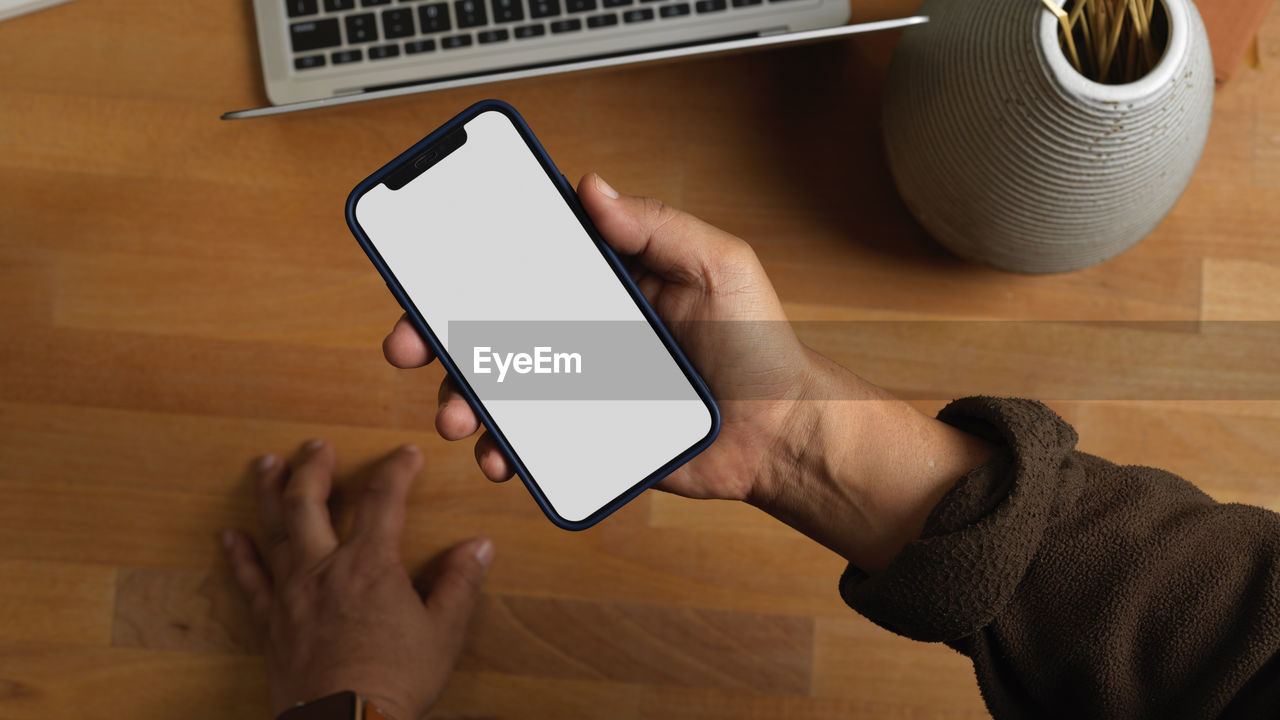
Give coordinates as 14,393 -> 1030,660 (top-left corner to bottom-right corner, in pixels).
840,397 -> 1280,719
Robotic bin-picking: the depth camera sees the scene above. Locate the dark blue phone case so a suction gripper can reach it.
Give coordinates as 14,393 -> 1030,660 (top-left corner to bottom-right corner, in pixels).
344,99 -> 721,531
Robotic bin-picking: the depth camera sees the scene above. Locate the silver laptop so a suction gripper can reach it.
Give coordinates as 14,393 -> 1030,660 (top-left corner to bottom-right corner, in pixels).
224,0 -> 925,118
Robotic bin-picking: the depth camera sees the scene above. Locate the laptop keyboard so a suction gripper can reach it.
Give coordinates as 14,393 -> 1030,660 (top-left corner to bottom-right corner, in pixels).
285,0 -> 788,71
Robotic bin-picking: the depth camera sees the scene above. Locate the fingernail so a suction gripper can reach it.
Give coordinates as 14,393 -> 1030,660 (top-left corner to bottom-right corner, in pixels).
220,530 -> 236,550
402,444 -> 421,456
304,438 -> 325,453
254,454 -> 278,473
594,173 -> 619,199
474,538 -> 495,567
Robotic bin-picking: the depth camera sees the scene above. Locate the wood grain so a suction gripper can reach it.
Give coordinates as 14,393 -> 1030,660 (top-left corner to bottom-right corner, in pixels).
110,569 -> 815,691
0,560 -> 116,646
458,595 -> 813,694
0,647 -> 266,719
431,672 -> 642,719
0,0 -> 1278,717
112,568 -> 261,655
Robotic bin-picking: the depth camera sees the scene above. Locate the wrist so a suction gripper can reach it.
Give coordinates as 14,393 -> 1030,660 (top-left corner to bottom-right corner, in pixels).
748,355 -> 993,572
744,354 -> 858,507
745,353 -> 883,565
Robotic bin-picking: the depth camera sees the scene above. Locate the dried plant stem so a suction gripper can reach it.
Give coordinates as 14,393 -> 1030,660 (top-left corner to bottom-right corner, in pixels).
1040,0 -> 1083,73
1129,0 -> 1157,68
1074,0 -> 1095,77
1049,0 -> 1160,84
1099,2 -> 1128,79
1125,17 -> 1139,82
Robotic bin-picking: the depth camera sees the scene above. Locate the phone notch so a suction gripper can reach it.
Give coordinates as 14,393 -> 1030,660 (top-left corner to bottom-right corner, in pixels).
384,127 -> 468,191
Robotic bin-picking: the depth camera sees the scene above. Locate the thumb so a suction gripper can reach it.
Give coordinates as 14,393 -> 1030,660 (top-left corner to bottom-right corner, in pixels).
576,172 -> 750,289
420,537 -> 493,622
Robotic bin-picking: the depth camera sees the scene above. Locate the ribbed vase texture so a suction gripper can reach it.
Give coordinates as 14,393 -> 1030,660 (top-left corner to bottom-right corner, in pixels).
883,0 -> 1214,273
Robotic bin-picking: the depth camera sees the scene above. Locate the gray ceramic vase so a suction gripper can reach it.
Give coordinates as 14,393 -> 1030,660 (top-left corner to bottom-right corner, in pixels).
882,0 -> 1214,273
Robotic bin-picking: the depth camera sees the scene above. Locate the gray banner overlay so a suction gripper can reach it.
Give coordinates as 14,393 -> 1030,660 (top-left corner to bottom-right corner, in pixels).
791,321 -> 1280,401
444,321 -> 1280,401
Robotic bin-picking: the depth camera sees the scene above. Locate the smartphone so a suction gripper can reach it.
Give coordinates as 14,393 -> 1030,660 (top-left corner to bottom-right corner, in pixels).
346,100 -> 720,530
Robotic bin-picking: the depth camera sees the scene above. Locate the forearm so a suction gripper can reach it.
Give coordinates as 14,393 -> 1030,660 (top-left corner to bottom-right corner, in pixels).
748,353 -> 994,573
836,396 -> 1280,718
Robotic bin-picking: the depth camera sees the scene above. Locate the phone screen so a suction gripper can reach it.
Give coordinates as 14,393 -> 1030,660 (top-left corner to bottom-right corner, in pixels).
351,108 -> 716,525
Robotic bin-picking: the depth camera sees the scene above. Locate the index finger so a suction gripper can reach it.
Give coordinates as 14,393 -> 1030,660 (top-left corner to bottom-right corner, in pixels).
383,314 -> 436,369
349,445 -> 422,553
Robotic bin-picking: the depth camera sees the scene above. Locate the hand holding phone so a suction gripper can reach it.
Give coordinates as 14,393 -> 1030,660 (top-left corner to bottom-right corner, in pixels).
380,167 -> 823,510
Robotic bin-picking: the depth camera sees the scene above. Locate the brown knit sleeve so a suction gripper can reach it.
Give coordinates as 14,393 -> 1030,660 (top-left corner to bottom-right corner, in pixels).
839,397 -> 1280,719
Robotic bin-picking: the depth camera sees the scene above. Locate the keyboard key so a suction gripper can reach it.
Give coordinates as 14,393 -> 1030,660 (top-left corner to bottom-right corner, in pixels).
640,0 -> 663,4
441,33 -> 473,48
418,3 -> 451,31
695,0 -> 725,10
381,8 -> 415,37
603,0 -> 632,6
289,18 -> 342,52
490,0 -> 524,22
286,0 -> 319,17
405,38 -> 437,52
454,0 -> 487,27
324,0 -> 354,10
586,11 -> 616,26
331,48 -> 364,63
566,0 -> 595,12
478,28 -> 510,42
622,7 -> 652,21
529,0 -> 560,17
730,0 -> 761,6
369,43 -> 401,58
514,22 -> 545,37
294,53 -> 327,69
345,12 -> 378,42
549,17 -> 580,31
361,0 -> 392,5
659,2 -> 689,15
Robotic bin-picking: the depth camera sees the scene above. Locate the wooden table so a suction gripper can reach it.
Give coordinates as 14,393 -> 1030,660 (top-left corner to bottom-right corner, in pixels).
1,1 -> 1277,717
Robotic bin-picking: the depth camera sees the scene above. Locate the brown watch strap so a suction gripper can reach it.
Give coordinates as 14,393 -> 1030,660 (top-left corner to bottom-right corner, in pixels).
276,692 -> 398,720
361,700 -> 396,720
277,691 -> 358,720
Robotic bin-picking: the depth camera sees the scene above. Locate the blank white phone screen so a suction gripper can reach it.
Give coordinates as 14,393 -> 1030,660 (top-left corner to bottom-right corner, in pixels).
354,110 -> 713,523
